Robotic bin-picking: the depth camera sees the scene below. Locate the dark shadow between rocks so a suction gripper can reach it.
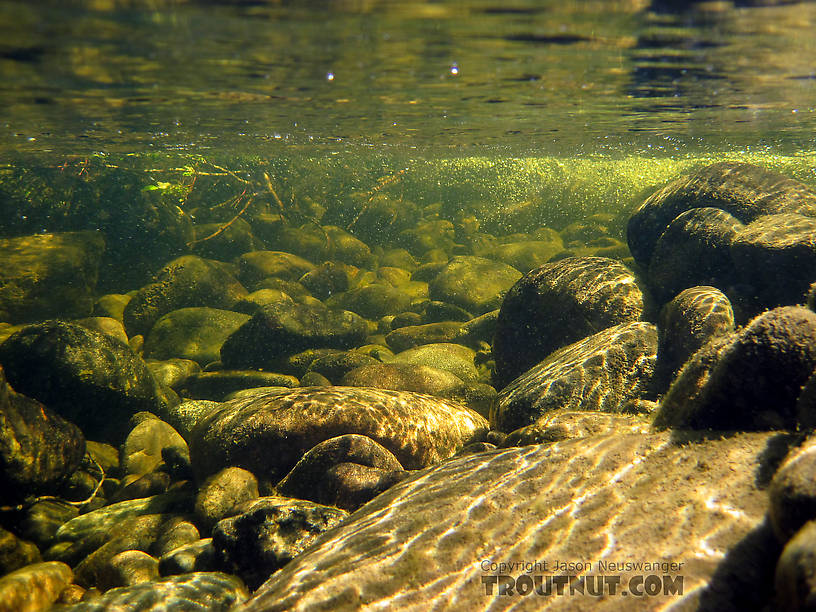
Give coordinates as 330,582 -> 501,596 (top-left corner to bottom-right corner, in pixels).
694,518 -> 780,612
663,429 -> 799,610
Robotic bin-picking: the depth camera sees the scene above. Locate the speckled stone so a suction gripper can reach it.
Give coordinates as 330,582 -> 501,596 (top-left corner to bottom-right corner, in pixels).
188,386 -> 488,486
491,322 -> 657,433
239,431 -> 786,612
492,256 -> 648,389
213,496 -> 348,590
56,571 -> 248,612
0,561 -> 73,612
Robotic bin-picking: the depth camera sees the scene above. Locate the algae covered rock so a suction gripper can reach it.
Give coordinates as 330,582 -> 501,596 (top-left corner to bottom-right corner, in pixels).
0,526 -> 41,575
0,230 -> 105,325
188,386 -> 488,486
768,433 -> 816,544
428,255 -> 522,315
493,256 -> 648,389
57,572 -> 248,611
647,207 -> 743,303
384,321 -> 463,352
774,519 -> 816,612
327,283 -> 412,319
303,351 -> 379,384
143,307 -> 250,366
123,255 -> 248,337
730,213 -> 816,311
181,371 -> 298,401
0,367 -> 86,504
0,320 -> 176,442
195,467 -> 260,532
391,342 -> 479,383
341,362 -> 491,414
213,496 -> 348,589
236,250 -> 315,285
0,561 -> 73,612
491,321 -> 657,432
120,412 -> 189,476
656,306 -> 816,431
484,237 -> 564,273
220,301 -> 367,371
627,161 -> 816,268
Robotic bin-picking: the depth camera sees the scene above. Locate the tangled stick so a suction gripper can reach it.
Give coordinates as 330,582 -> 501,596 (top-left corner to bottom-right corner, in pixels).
0,454 -> 106,513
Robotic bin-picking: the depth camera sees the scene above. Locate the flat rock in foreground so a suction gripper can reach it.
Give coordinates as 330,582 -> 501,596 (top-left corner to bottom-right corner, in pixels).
241,431 -> 789,611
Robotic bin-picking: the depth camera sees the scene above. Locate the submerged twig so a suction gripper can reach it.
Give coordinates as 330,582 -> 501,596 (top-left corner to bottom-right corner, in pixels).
0,454 -> 106,513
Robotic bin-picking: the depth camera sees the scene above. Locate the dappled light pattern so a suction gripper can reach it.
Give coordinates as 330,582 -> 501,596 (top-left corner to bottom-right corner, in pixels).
189,386 -> 489,483
241,431 -> 779,611
492,322 -> 657,432
61,571 -> 248,611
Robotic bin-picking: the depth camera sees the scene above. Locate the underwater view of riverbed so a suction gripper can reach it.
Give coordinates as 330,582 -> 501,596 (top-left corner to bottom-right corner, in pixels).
2,1 -> 816,610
